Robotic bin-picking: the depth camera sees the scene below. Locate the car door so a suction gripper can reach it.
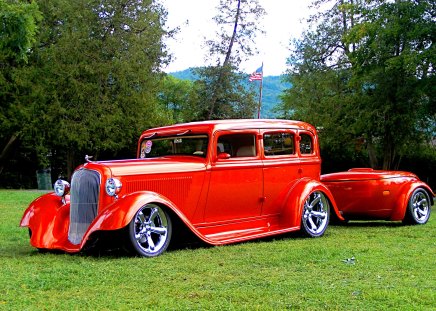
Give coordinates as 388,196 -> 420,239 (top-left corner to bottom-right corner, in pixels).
204,130 -> 263,223
261,130 -> 301,216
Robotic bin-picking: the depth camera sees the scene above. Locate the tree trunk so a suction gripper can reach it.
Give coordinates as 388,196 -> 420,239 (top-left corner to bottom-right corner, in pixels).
207,0 -> 241,119
223,0 -> 241,66
366,137 -> 378,169
0,132 -> 20,176
207,68 -> 225,119
66,149 -> 75,180
382,131 -> 395,170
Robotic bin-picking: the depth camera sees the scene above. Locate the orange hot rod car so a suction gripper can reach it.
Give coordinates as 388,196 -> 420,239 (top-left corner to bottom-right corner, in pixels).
20,120 -> 434,257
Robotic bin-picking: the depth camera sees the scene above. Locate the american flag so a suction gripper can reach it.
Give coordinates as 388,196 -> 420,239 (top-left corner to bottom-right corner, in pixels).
249,65 -> 263,82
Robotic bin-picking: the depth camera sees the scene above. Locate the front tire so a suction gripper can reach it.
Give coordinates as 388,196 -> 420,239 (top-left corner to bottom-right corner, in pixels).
301,191 -> 330,237
127,204 -> 172,257
403,189 -> 431,225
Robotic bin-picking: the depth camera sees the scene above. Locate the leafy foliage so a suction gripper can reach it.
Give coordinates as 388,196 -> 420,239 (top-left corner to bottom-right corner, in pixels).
279,0 -> 435,170
33,0 -> 170,158
1,0 -> 172,181
0,0 -> 42,63
157,75 -> 201,123
0,0 -> 43,178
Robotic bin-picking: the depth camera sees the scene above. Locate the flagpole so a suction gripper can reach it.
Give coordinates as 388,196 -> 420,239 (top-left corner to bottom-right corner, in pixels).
257,62 -> 263,119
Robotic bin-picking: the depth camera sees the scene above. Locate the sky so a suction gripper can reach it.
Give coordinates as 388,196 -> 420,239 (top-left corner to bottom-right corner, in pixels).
161,0 -> 313,77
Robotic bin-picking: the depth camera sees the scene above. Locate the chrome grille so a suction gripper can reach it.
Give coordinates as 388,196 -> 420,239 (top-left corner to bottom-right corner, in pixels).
68,169 -> 101,245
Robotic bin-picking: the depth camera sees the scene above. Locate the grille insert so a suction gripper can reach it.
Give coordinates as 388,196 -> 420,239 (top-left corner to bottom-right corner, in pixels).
68,169 -> 100,245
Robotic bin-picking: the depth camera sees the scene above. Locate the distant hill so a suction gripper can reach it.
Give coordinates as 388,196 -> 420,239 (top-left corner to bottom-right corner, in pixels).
169,68 -> 290,118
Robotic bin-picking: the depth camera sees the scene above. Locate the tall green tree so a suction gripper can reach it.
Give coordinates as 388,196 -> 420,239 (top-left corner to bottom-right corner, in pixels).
344,0 -> 435,169
279,0 -> 435,170
1,0 -> 172,180
0,0 -> 42,175
38,0 -> 171,175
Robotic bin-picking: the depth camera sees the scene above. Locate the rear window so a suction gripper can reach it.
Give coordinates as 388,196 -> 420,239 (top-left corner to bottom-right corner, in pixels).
299,134 -> 313,154
263,132 -> 295,156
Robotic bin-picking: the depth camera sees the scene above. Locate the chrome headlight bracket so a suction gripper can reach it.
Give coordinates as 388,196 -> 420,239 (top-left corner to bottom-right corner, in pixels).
105,178 -> 122,198
54,179 -> 70,203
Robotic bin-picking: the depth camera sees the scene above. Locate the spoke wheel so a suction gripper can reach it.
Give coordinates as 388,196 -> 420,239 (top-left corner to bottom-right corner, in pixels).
403,189 -> 431,225
128,204 -> 172,257
301,191 -> 330,237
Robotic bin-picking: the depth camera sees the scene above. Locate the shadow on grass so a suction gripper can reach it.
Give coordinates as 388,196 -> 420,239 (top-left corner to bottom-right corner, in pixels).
330,220 -> 405,228
83,239 -> 212,259
78,227 -> 212,259
2,231 -> 212,259
7,232 -> 300,259
6,220 -> 413,259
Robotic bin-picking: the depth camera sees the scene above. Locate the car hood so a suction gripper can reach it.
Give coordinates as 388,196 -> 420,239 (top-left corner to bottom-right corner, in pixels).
84,157 -> 207,177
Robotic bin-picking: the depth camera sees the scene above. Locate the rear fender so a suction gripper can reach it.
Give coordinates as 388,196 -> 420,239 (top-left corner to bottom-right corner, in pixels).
282,178 -> 343,228
391,182 -> 435,221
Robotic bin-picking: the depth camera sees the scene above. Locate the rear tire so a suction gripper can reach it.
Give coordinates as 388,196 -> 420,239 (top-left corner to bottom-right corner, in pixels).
127,204 -> 172,257
300,191 -> 330,237
403,189 -> 431,225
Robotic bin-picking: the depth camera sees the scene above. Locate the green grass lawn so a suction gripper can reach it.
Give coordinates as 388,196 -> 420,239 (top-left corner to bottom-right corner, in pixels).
1,190 -> 435,310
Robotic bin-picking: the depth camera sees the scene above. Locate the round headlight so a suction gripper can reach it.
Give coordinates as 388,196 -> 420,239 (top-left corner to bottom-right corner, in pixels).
54,179 -> 70,197
105,178 -> 122,197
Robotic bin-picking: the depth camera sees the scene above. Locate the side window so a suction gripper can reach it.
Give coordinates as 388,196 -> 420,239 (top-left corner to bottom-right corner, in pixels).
299,134 -> 313,154
217,133 -> 257,158
263,132 -> 295,156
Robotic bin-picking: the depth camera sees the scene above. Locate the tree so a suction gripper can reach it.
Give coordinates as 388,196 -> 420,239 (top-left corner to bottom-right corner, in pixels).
344,0 -> 435,169
38,0 -> 172,175
157,75 -> 201,123
197,0 -> 266,119
206,0 -> 265,67
0,0 -> 41,63
0,0 -> 42,175
279,0 -> 435,170
1,0 -> 172,182
194,65 -> 258,120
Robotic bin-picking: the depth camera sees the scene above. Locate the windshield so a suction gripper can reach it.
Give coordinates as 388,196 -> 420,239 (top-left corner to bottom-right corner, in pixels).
139,135 -> 209,158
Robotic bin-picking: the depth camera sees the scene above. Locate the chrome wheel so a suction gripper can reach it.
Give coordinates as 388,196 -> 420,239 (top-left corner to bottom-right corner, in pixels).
301,191 -> 330,237
128,204 -> 172,257
404,189 -> 431,225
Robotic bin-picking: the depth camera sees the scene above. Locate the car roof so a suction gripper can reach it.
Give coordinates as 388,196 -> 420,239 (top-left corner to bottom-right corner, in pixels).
140,119 -> 317,137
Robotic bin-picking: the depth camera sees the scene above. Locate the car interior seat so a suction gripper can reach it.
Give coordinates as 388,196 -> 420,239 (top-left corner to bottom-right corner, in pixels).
236,145 -> 256,157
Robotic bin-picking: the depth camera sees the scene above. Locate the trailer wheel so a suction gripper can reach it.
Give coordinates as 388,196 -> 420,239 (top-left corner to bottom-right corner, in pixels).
403,188 -> 431,225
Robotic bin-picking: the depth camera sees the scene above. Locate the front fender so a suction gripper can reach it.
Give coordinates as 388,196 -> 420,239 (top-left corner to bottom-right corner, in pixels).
86,191 -> 193,233
84,190 -> 214,245
390,181 -> 435,221
282,178 -> 343,228
20,192 -> 72,250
